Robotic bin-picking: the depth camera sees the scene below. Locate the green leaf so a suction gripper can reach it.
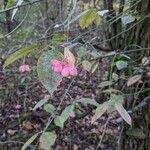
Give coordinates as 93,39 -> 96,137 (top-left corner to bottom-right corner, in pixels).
107,94 -> 124,113
52,33 -> 67,44
54,104 -> 75,128
94,14 -> 101,26
82,60 -> 92,72
126,128 -> 146,139
99,81 -> 113,88
112,73 -> 119,81
33,99 -> 48,110
40,132 -> 56,150
89,50 -> 102,58
91,102 -> 108,124
77,98 -> 99,107
21,133 -> 39,150
76,46 -> 88,57
6,0 -> 14,8
110,94 -> 124,104
37,50 -> 63,96
44,104 -> 55,113
54,116 -> 64,128
116,60 -> 128,70
3,44 -> 38,68
61,104 -> 75,121
79,9 -> 101,29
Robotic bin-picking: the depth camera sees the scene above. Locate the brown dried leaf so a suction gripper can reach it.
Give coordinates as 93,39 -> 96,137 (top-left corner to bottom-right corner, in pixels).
91,102 -> 108,124
142,57 -> 149,66
64,47 -> 75,66
73,144 -> 78,150
115,103 -> 132,125
127,75 -> 142,87
7,129 -> 17,135
23,121 -> 34,130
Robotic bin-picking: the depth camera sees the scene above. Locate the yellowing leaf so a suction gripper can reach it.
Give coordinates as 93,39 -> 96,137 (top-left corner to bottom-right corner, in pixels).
23,121 -> 34,130
3,44 -> 38,68
79,9 -> 100,29
115,103 -> 132,125
91,102 -> 108,124
64,47 -> 75,66
94,14 -> 101,26
127,75 -> 142,86
82,60 -> 92,72
52,33 -> 67,44
21,133 -> 39,150
40,132 -> 56,150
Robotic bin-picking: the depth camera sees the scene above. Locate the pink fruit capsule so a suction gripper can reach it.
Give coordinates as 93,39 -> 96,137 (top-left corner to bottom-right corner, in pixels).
61,66 -> 70,77
68,66 -> 77,76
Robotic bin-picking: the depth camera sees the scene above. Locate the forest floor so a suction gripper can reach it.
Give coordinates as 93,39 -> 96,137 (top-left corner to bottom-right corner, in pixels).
0,61 -> 122,150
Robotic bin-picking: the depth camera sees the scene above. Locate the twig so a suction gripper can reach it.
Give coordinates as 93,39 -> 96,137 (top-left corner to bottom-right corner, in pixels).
0,140 -> 34,148
0,0 -> 44,14
90,48 -> 150,61
0,6 -> 30,39
96,116 -> 110,150
117,121 -> 124,150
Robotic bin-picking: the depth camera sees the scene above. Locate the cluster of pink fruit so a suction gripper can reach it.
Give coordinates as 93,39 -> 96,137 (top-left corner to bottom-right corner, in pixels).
19,64 -> 31,73
50,59 -> 77,77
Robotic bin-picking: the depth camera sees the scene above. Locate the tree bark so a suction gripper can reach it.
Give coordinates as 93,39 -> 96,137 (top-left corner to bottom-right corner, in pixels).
104,0 -> 150,149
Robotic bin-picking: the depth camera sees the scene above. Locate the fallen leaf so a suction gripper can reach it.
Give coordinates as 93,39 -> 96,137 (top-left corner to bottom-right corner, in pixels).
23,121 -> 34,130
127,75 -> 142,86
73,144 -> 79,150
7,129 -> 17,135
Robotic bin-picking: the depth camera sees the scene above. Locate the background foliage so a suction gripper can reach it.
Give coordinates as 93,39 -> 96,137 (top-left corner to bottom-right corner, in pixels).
0,0 -> 150,149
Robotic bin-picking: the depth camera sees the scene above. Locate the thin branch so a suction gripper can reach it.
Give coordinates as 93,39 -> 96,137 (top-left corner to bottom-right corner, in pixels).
96,116 -> 110,149
89,48 -> 150,61
0,0 -> 44,14
0,6 -> 30,39
0,140 -> 34,148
